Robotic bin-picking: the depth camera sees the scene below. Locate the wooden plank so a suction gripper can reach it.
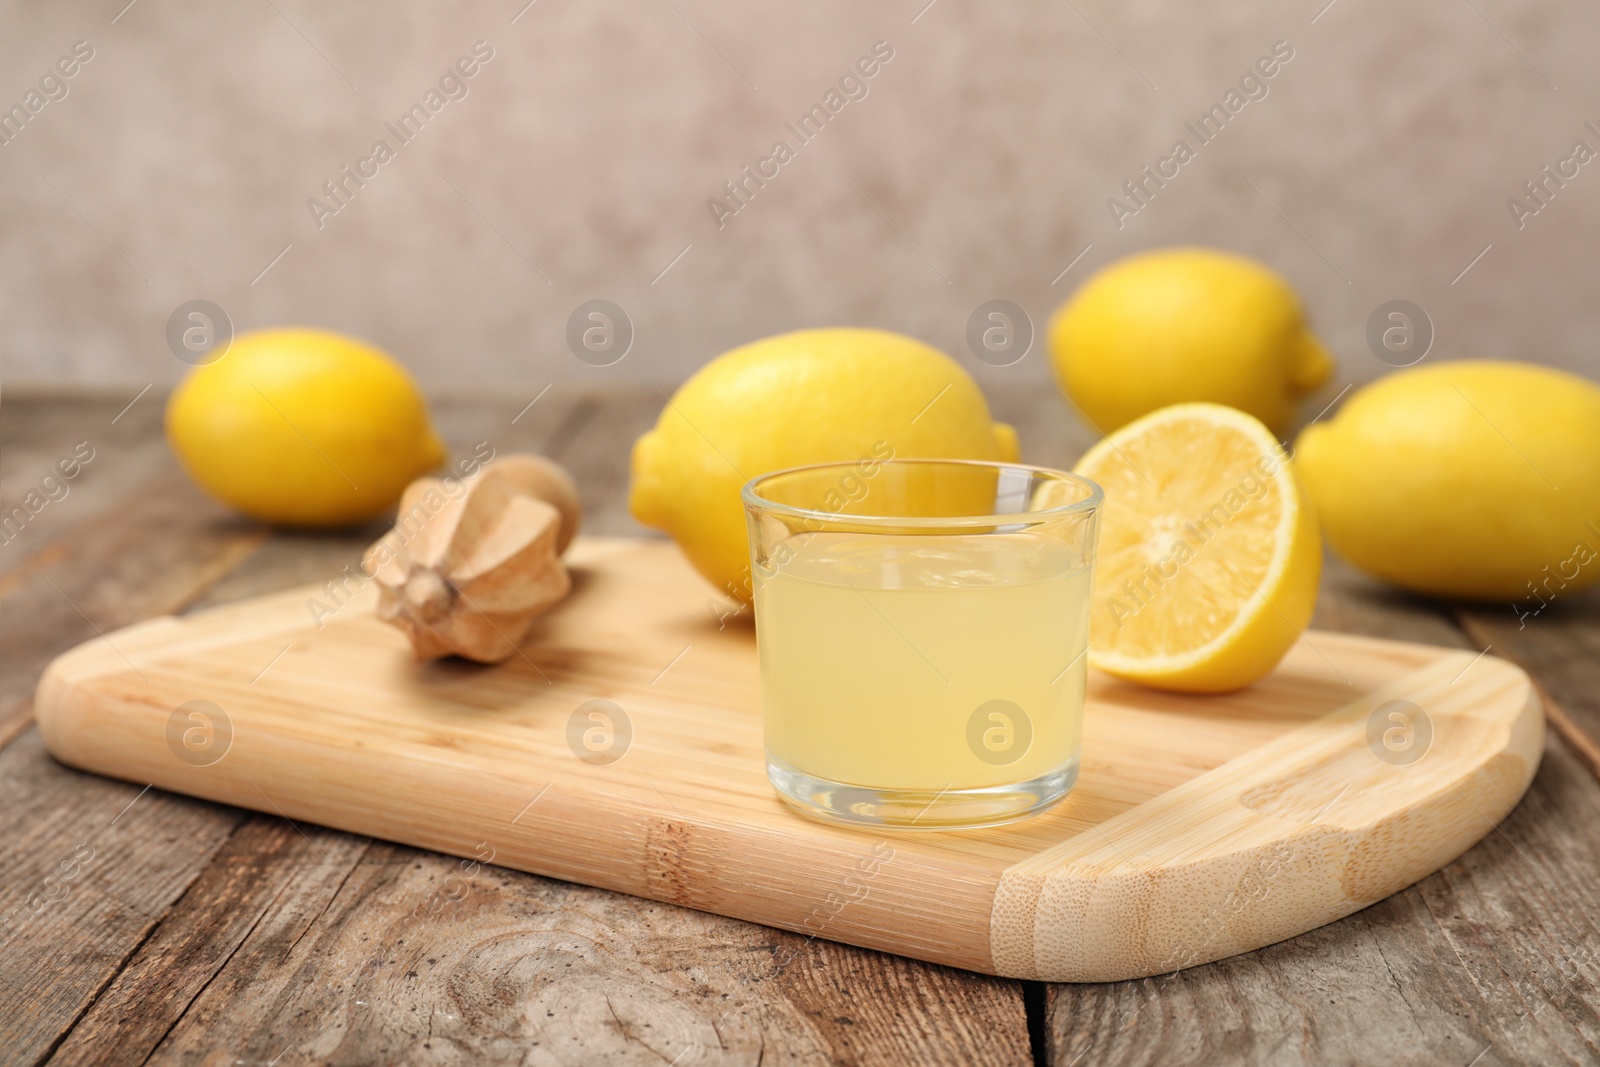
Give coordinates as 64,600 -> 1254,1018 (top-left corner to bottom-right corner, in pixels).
43,815 -> 371,1066
0,391 -> 212,743
0,397 -> 281,1063
1042,555 -> 1600,1065
0,464 -> 267,748
1456,597 -> 1600,780
60,837 -> 1029,1065
0,388 -> 168,574
1045,736 -> 1600,1066
0,730 -> 247,1064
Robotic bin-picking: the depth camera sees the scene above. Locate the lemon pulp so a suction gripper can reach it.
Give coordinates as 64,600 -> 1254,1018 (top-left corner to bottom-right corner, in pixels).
1074,403 -> 1321,692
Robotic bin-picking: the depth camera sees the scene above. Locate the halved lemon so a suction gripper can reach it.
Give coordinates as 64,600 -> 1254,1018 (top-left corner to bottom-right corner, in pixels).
1073,402 -> 1321,692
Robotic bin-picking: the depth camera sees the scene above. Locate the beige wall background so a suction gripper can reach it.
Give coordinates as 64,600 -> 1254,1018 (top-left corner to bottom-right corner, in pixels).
1,0 -> 1596,394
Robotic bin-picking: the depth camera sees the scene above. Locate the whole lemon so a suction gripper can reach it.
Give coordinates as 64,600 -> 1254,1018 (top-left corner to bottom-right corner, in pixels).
630,328 -> 1019,602
1295,361 -> 1600,601
1048,248 -> 1333,434
166,328 -> 445,526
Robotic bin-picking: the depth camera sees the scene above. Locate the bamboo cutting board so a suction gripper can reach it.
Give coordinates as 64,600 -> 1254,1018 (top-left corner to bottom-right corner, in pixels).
34,537 -> 1543,983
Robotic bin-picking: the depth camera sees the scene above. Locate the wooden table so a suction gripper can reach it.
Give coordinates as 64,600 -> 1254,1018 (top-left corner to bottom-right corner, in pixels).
3,387 -> 1597,1066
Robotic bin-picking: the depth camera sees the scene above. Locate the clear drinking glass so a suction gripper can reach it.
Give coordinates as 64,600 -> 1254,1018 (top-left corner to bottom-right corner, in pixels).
743,458 -> 1102,830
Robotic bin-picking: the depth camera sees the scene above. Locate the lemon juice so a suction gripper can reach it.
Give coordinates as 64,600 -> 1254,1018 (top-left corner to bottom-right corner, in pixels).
754,531 -> 1092,814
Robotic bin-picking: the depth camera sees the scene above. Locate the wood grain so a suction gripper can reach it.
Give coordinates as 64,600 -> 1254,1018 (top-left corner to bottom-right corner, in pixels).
993,648 -> 1541,981
0,730 -> 246,1064
42,814 -> 370,1067
1040,554 -> 1600,1065
78,837 -> 1030,1066
1456,595 -> 1600,779
0,397 -> 279,1064
0,466 -> 268,748
0,390 -> 171,579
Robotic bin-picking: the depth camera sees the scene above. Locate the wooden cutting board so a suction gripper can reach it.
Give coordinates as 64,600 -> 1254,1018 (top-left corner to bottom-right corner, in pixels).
34,537 -> 1543,983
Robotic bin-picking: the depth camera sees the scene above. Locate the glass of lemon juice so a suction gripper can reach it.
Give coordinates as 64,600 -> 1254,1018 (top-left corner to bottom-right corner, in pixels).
743,458 -> 1102,830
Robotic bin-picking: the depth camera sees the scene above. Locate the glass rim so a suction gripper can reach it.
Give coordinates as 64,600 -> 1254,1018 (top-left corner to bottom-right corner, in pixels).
741,457 -> 1103,530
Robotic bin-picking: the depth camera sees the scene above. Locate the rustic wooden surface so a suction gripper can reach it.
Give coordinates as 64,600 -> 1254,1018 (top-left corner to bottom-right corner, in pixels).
3,386 -> 1598,1066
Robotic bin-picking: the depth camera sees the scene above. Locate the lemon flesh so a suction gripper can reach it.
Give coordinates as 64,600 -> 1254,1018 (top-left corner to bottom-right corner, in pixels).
1048,247 -> 1332,435
1074,403 -> 1321,692
166,328 -> 444,526
629,328 -> 1019,603
1296,360 -> 1600,601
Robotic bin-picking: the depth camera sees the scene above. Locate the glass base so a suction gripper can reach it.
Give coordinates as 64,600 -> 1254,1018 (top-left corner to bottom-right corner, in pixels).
766,754 -> 1079,831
